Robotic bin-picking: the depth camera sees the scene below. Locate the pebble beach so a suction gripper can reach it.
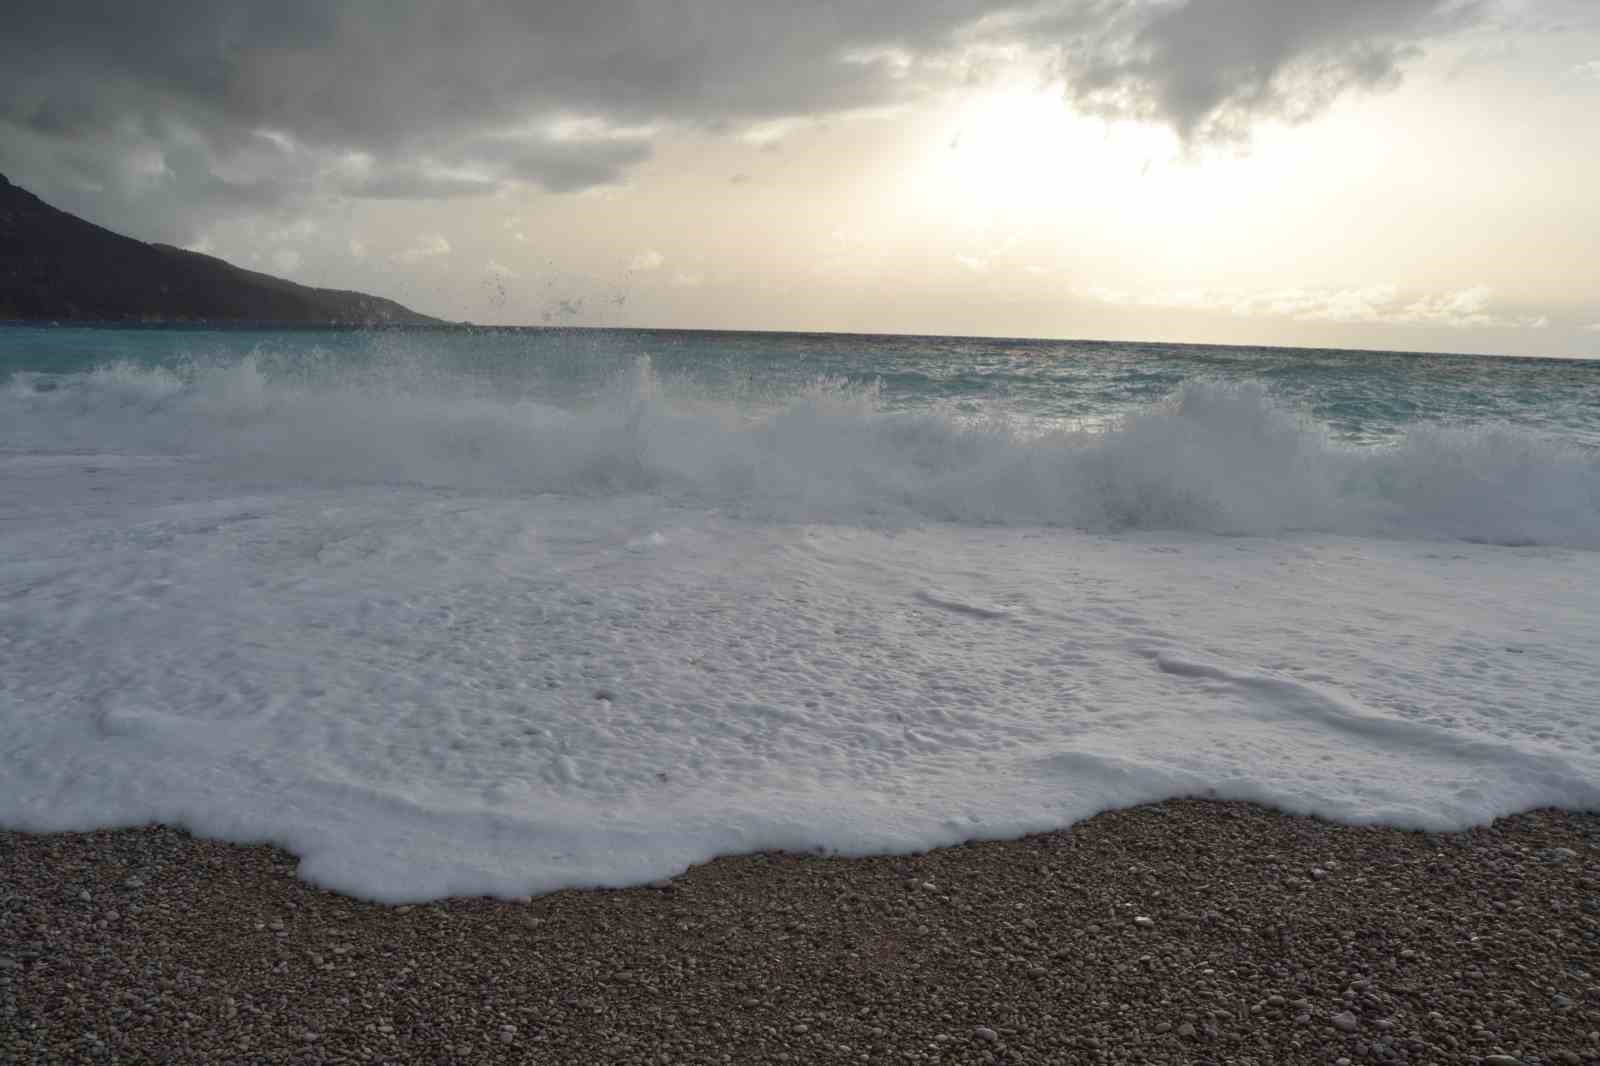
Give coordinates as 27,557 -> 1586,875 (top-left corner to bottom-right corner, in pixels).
4,798 -> 1598,1065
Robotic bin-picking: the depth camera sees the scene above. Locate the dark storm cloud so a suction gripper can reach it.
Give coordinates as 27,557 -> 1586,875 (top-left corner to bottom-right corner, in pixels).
0,0 -> 1485,240
0,1 -> 980,152
0,0 -> 984,238
1048,0 -> 1485,141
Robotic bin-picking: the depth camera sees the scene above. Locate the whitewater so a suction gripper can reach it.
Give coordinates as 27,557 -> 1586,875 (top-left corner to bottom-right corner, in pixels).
3,326 -> 1598,901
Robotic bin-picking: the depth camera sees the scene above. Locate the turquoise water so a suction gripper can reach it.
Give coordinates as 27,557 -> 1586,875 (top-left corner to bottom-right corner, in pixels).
4,324 -> 1598,447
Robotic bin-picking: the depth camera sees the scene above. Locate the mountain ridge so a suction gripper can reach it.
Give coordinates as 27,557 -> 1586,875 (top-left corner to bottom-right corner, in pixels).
0,173 -> 440,326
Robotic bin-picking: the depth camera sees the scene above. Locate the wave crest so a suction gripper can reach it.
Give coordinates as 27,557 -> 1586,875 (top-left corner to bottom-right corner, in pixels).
5,355 -> 1597,548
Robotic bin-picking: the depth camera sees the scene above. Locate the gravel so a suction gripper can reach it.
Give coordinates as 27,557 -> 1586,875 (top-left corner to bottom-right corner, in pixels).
3,797 -> 1599,1064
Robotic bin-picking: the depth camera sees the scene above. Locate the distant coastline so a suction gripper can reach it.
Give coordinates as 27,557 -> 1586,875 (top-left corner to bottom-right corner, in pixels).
0,318 -> 469,332
0,173 -> 440,327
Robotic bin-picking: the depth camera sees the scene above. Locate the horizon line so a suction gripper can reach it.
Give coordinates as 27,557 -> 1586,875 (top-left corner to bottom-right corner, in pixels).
4,317 -> 1595,365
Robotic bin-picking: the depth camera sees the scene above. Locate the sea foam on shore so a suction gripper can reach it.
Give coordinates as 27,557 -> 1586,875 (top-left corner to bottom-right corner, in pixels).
3,338 -> 1598,900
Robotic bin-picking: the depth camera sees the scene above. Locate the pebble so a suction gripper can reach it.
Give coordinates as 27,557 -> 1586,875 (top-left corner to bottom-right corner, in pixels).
6,801 -> 1599,1066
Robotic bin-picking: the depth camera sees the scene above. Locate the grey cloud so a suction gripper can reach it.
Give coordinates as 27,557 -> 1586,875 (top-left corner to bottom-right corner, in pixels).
502,140 -> 655,194
0,0 -> 1484,239
0,0 -> 989,236
462,132 -> 656,194
344,133 -> 654,200
0,113 -> 309,244
1051,0 -> 1481,141
0,1 -> 984,150
346,170 -> 500,200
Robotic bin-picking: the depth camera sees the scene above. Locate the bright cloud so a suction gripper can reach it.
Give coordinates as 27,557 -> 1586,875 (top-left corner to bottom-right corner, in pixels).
1084,283 -> 1534,330
1398,286 -> 1495,329
394,234 -> 452,265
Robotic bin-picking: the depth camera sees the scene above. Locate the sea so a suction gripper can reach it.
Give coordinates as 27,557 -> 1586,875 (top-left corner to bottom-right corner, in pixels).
2,324 -> 1598,901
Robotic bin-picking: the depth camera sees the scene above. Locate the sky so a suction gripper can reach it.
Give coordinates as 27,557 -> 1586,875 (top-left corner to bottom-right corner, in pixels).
1,0 -> 1597,357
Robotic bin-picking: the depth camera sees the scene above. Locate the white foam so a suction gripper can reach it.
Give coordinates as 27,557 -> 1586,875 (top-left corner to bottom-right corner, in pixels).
2,356 -> 1598,900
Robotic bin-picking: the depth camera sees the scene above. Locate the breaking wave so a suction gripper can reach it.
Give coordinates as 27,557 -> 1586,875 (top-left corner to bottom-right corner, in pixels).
5,353 -> 1598,548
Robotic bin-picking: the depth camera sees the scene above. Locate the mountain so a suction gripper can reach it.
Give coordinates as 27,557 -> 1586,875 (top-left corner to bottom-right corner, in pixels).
0,174 -> 440,326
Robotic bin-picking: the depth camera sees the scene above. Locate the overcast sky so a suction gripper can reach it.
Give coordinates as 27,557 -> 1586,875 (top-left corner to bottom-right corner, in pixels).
3,0 -> 1597,356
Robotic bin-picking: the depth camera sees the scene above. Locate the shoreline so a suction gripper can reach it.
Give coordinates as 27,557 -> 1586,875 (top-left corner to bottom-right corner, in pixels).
3,797 -> 1598,1064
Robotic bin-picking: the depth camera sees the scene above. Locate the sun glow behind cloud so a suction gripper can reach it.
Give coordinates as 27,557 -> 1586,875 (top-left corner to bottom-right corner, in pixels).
892,81 -> 1336,288
922,87 -> 1175,226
